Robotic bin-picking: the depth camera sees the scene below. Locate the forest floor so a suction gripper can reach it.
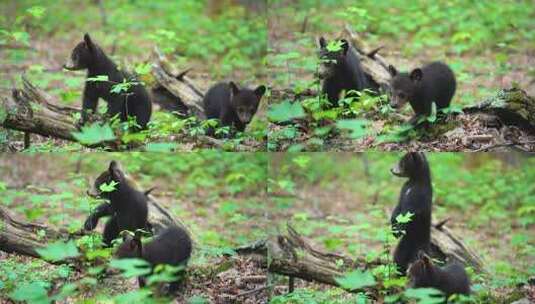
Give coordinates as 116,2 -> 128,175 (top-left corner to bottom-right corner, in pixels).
266,153 -> 534,302
0,154 -> 270,303
267,1 -> 535,152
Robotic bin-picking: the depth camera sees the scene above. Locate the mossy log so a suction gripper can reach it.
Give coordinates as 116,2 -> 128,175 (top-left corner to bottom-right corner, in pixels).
464,87 -> 535,132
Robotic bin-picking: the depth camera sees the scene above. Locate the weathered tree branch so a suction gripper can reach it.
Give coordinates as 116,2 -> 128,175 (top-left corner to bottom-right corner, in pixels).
151,48 -> 206,119
342,24 -> 391,91
1,75 -> 80,141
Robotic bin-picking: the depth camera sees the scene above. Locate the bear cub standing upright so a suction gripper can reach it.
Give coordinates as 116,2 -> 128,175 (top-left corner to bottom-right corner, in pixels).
388,62 -> 456,124
318,37 -> 374,107
408,251 -> 471,297
390,152 -> 433,274
116,225 -> 193,293
84,160 -> 150,245
64,33 -> 152,129
203,81 -> 266,133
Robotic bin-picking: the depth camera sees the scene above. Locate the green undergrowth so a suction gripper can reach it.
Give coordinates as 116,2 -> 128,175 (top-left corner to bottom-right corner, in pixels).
268,153 -> 535,303
0,153 -> 268,302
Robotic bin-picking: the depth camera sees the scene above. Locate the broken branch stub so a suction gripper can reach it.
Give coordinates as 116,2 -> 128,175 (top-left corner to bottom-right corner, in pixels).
151,48 -> 206,119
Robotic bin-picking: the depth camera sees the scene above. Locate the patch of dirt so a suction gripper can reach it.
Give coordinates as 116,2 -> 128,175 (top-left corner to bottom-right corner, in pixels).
177,256 -> 267,303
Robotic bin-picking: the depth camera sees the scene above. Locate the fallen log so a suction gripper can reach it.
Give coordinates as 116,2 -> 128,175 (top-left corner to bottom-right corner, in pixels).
339,24 -> 535,133
265,222 -> 484,291
0,204 -> 485,293
464,87 -> 535,132
270,25 -> 535,151
0,76 -> 256,151
0,177 -> 186,264
1,75 -> 80,142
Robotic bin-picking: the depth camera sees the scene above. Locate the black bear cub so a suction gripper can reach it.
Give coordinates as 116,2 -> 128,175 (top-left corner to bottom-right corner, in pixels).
115,225 -> 193,293
64,33 -> 152,129
84,160 -> 149,246
203,82 -> 266,132
388,62 -> 456,124
390,152 -> 433,274
318,37 -> 373,107
408,251 -> 471,297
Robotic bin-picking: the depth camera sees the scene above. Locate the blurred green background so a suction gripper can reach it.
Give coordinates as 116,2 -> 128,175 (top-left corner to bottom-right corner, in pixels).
269,0 -> 535,105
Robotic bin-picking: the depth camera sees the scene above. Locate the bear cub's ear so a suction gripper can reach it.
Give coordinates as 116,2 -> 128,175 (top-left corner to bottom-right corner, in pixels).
229,81 -> 240,96
388,65 -> 398,77
318,36 -> 327,48
339,39 -> 349,55
254,85 -> 266,98
410,68 -> 423,81
84,33 -> 95,52
108,160 -> 123,181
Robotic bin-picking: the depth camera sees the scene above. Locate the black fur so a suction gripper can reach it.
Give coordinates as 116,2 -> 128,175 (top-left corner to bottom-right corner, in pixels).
408,251 -> 471,297
388,62 -> 456,124
390,152 -> 433,274
83,161 -> 149,245
318,37 -> 373,107
115,225 -> 193,293
64,33 -> 152,129
203,81 -> 266,132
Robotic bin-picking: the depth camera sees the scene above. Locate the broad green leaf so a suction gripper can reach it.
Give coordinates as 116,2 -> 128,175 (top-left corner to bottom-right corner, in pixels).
36,240 -> 79,262
9,282 -> 49,304
72,123 -> 116,145
268,100 -> 305,123
292,155 -> 310,168
145,142 -> 178,152
99,180 -> 118,193
109,258 -> 152,278
218,201 -> 239,215
12,31 -> 30,45
27,6 -> 46,18
326,40 -> 343,52
404,287 -> 444,304
146,264 -> 185,285
396,212 -> 414,224
51,283 -> 77,301
111,81 -> 134,94
135,63 -> 152,75
335,269 -> 376,290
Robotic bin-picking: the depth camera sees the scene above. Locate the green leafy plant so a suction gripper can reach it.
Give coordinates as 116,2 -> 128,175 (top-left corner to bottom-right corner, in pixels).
36,240 -> 80,262
71,122 -> 116,145
335,269 -> 377,291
